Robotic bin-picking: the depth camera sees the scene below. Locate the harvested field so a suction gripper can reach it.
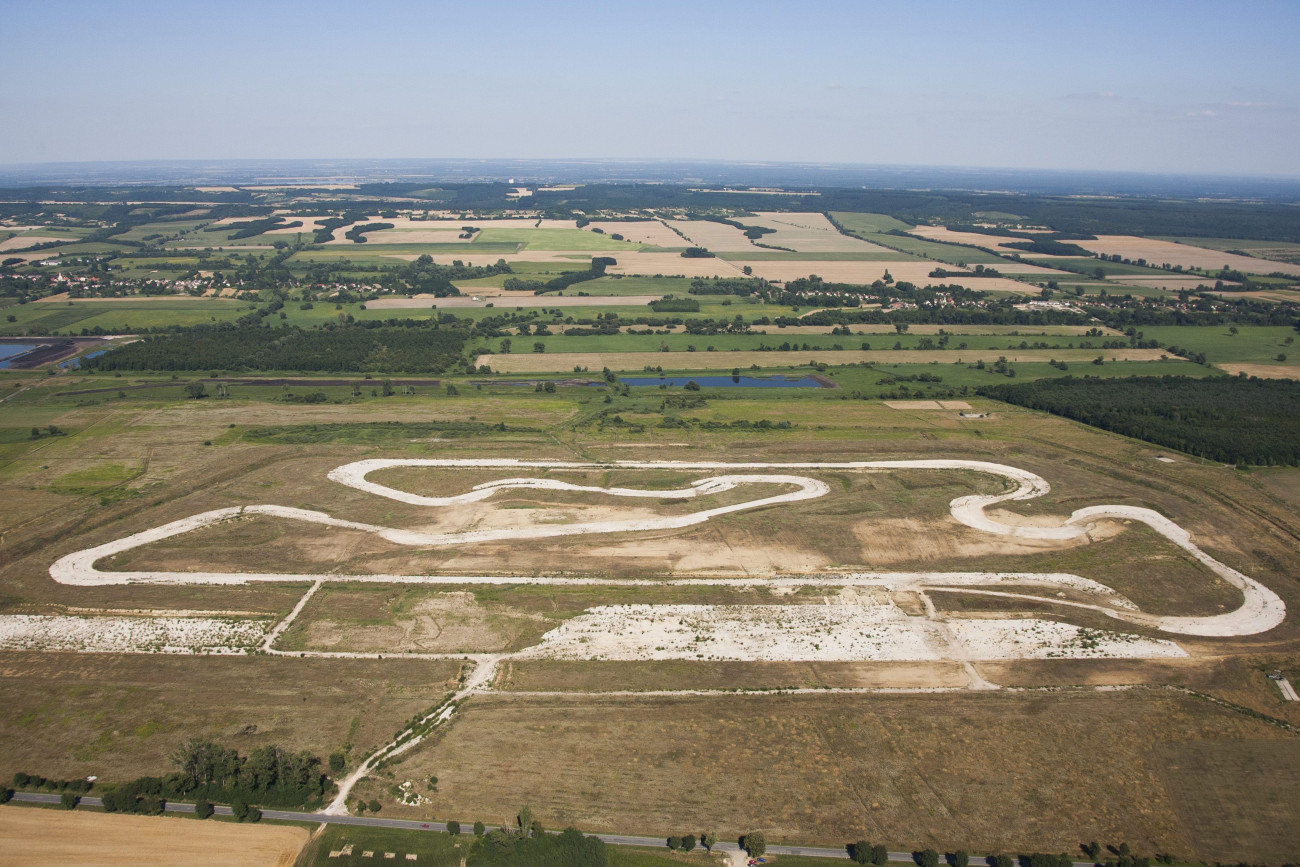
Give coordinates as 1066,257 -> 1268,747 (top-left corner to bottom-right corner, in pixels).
478,347 -> 1181,372
746,212 -> 898,253
1075,235 -> 1300,276
664,219 -> 757,252
736,258 -> 1038,292
606,251 -> 745,278
1218,362 -> 1300,380
585,220 -> 686,247
376,690 -> 1296,860
909,226 -> 1040,253
0,234 -> 61,251
0,808 -> 308,867
1105,276 -> 1236,291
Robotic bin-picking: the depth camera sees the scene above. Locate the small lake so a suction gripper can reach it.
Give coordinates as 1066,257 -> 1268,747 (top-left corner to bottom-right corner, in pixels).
59,349 -> 107,370
0,344 -> 36,368
620,375 -> 828,389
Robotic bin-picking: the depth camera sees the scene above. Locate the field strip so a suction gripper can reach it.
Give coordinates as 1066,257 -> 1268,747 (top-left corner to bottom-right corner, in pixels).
47,458 -> 1285,637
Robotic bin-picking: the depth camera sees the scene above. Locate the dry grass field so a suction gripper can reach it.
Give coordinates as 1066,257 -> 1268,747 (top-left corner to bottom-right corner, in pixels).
0,651 -> 460,780
735,258 -> 1040,292
664,219 -> 758,252
0,808 -> 308,867
360,690 -> 1299,862
586,220 -> 687,247
1075,235 -> 1300,276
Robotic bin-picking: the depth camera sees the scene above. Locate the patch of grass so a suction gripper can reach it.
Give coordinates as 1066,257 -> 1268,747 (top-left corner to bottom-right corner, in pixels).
296,823 -> 463,866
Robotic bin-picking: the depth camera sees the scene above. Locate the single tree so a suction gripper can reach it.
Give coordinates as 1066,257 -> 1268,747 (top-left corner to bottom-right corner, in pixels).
329,752 -> 346,775
851,842 -> 873,864
681,834 -> 696,852
917,848 -> 940,867
951,850 -> 970,867
702,830 -> 718,852
367,799 -> 381,814
667,836 -> 683,851
473,821 -> 486,837
446,820 -> 460,836
743,831 -> 767,857
194,799 -> 214,819
873,845 -> 890,866
60,792 -> 80,810
518,806 -> 532,836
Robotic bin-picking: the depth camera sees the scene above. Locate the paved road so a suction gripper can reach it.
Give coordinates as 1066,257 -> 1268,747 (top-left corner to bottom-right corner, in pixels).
7,792 -> 1099,866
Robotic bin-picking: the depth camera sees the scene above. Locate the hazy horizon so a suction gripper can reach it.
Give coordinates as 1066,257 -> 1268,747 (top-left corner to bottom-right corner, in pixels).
2,0 -> 1297,176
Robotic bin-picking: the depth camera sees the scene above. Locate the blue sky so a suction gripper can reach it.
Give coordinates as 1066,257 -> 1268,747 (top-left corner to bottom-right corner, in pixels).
1,0 -> 1297,175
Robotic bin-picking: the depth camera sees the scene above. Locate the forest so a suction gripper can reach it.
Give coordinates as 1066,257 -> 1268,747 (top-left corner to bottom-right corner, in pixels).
979,375 -> 1300,465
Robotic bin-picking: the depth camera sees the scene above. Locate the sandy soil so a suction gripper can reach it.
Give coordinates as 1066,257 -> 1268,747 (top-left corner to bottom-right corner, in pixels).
0,808 -> 307,867
1076,235 -> 1300,276
520,604 -> 1184,662
0,614 -> 268,653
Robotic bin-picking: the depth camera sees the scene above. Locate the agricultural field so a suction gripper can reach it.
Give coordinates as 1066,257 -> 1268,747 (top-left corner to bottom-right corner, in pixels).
1,184 -> 1299,863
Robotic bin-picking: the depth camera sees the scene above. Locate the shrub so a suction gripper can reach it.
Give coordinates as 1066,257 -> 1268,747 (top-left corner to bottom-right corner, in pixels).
60,792 -> 80,810
667,836 -> 682,851
446,820 -> 460,836
473,821 -> 486,837
194,799 -> 214,819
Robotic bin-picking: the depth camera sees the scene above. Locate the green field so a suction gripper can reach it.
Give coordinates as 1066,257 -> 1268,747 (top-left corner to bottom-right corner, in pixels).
829,212 -> 914,233
1,299 -> 248,334
1136,325 -> 1297,365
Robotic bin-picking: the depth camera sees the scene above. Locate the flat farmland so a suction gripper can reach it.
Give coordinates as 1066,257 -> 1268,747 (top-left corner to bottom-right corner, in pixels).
0,809 -> 308,867
736,258 -> 1036,292
1075,235 -> 1300,276
745,212 -> 900,253
828,212 -> 914,234
585,220 -> 687,247
364,690 -> 1299,861
664,219 -> 759,252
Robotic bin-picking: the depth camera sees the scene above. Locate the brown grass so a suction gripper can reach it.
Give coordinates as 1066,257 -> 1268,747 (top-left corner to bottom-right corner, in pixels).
0,808 -> 308,867
364,690 -> 1297,861
0,651 -> 460,780
1218,362 -> 1300,380
1076,235 -> 1300,276
497,659 -> 969,691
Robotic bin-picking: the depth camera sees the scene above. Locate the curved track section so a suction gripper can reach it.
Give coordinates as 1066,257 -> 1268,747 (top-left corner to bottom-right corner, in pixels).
49,458 -> 1285,637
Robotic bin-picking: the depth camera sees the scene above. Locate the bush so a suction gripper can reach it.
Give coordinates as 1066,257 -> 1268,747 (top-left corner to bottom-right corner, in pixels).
0,788 -> 13,804
194,799 -> 214,819
60,792 -> 80,810
447,820 -> 460,836
681,834 -> 696,852
367,799 -> 381,813
916,849 -> 939,867
329,752 -> 346,775
474,821 -> 486,836
667,836 -> 682,850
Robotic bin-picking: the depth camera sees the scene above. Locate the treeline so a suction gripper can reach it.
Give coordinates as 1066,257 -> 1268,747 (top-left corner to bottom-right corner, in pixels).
687,276 -> 767,295
86,323 -> 468,374
649,296 -> 700,312
503,258 -> 613,294
207,217 -> 302,240
468,826 -> 607,866
165,738 -> 331,809
979,375 -> 1300,466
345,222 -> 394,243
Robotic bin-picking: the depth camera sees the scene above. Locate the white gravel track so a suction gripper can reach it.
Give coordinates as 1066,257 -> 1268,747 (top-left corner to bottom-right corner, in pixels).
45,458 -> 1286,637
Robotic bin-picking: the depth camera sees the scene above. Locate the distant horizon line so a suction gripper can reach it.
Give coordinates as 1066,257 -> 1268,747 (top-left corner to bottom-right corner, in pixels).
1,156 -> 1298,182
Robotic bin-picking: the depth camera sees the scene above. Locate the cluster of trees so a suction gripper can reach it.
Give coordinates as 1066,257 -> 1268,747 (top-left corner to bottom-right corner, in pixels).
649,296 -> 700,312
466,808 -> 606,867
11,773 -> 93,794
665,830 -> 718,852
313,211 -> 370,243
345,222 -> 394,243
167,738 -> 331,809
85,322 -> 468,374
686,276 -> 767,295
979,375 -> 1300,466
681,246 -> 714,258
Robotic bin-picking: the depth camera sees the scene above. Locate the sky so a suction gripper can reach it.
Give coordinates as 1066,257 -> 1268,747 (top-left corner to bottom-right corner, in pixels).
1,0 -> 1298,176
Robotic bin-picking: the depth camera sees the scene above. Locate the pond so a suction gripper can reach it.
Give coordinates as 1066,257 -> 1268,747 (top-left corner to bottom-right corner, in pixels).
0,344 -> 37,369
